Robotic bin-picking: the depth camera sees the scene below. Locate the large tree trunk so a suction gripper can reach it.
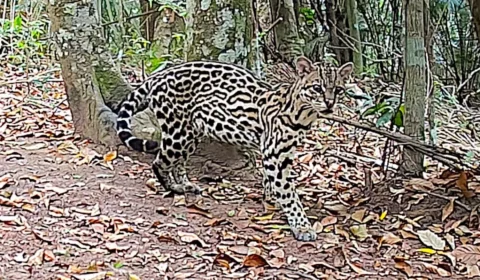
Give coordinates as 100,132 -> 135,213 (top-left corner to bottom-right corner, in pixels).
345,0 -> 363,74
400,0 -> 426,176
269,0 -> 304,63
46,0 -> 161,154
184,0 -> 254,67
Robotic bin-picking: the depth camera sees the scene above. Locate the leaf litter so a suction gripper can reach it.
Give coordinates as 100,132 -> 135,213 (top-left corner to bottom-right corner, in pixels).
3,55 -> 480,280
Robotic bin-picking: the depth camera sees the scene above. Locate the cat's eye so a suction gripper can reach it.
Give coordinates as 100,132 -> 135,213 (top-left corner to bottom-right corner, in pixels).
312,85 -> 323,93
334,87 -> 343,94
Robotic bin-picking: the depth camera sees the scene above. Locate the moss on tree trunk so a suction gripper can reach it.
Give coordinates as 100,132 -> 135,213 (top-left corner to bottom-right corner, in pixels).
46,0 -> 161,154
184,0 -> 254,67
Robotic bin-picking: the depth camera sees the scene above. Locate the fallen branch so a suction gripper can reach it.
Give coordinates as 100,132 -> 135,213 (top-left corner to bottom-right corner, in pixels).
318,113 -> 479,173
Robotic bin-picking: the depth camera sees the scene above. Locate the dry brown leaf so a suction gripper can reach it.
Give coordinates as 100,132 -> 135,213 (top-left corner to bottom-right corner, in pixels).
22,142 -> 47,151
0,174 -> 13,189
351,208 -> 366,223
299,263 -> 315,272
45,185 -> 69,195
335,225 -> 350,241
156,262 -> 169,275
345,258 -> 376,275
299,153 -> 313,163
105,242 -> 131,251
270,249 -> 285,259
350,224 -> 369,241
417,230 -> 446,250
44,250 -> 55,262
213,253 -> 237,270
229,246 -> 250,255
394,261 -> 413,277
252,213 -> 274,221
173,272 -> 195,279
321,215 -> 338,227
128,274 -> 140,280
72,272 -> 113,280
379,232 -> 402,247
242,254 -> 268,268
269,257 -> 286,268
422,262 -> 451,277
442,199 -> 455,222
187,204 -> 213,218
324,203 -> 348,213
457,171 -> 475,198
177,231 -> 208,247
103,150 -> 117,162
445,233 -> 455,250
312,221 -> 323,233
204,218 -> 225,226
467,265 -> 480,278
405,178 -> 434,191
28,249 -> 44,265
452,245 -> 480,265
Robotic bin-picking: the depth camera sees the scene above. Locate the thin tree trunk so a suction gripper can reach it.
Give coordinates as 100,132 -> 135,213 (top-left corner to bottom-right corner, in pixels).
469,0 -> 480,42
270,0 -> 304,63
153,8 -> 185,60
140,0 -> 159,42
400,0 -> 426,176
345,0 -> 363,74
424,0 -> 435,145
325,0 -> 350,64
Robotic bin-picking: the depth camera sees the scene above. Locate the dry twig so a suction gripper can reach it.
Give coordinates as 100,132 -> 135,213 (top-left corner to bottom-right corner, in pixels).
318,113 -> 479,173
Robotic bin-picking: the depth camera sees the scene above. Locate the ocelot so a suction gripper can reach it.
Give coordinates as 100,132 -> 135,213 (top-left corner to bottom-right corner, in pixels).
116,57 -> 353,241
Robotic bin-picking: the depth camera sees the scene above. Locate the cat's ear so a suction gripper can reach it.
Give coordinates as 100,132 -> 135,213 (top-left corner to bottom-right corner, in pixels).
295,56 -> 315,76
337,62 -> 354,80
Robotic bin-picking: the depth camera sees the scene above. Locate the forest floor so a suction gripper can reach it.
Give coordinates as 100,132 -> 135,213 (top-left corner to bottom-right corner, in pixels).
2,67 -> 480,280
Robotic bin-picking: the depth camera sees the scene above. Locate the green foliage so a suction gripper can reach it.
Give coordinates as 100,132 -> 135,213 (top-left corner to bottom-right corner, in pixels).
0,14 -> 50,65
101,0 -> 187,74
299,7 -> 315,25
361,97 -> 404,128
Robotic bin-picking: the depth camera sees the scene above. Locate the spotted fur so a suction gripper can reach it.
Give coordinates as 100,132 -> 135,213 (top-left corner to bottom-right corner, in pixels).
116,57 -> 354,241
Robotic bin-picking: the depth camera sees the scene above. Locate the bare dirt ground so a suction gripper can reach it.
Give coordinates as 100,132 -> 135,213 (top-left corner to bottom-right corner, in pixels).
2,75 -> 480,280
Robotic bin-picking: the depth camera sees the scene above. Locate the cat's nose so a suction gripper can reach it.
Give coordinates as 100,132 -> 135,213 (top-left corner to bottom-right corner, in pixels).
325,99 -> 335,108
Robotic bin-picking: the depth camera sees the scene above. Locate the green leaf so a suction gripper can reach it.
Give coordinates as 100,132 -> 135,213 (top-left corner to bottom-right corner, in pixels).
376,109 -> 393,127
113,261 -> 124,269
393,104 -> 404,128
362,102 -> 388,117
13,16 -> 23,31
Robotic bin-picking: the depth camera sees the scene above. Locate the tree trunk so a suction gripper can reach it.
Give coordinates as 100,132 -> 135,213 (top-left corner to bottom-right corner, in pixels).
269,0 -> 304,63
400,0 -> 426,176
140,0 -> 160,42
184,0 -> 254,67
345,0 -> 363,74
469,0 -> 480,42
46,0 -> 161,154
153,8 -> 186,60
325,0 -> 350,64
424,0 -> 435,145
